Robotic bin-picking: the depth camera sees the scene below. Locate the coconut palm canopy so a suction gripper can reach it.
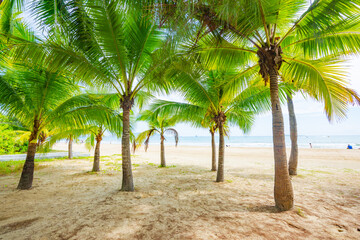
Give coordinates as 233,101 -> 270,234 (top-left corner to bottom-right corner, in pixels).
0,66 -> 122,189
147,0 -> 360,210
43,92 -> 124,169
9,0 -> 173,98
134,109 -> 179,167
150,61 -> 286,133
169,2 -> 360,120
43,92 -> 124,148
148,59 -> 291,181
0,0 -> 359,212
134,110 -> 179,152
6,0 -> 177,191
0,69 -> 114,133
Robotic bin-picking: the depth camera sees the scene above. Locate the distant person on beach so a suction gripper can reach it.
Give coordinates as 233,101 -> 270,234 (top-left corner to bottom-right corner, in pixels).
309,143 -> 312,148
347,144 -> 353,149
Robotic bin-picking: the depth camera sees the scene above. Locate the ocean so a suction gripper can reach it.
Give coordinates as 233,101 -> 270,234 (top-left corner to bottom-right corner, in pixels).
102,135 -> 360,149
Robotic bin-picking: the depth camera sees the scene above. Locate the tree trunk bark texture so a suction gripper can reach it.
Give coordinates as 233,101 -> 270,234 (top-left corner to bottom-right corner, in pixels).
211,130 -> 216,171
216,121 -> 225,182
17,120 -> 39,190
68,136 -> 73,159
287,94 -> 298,176
17,141 -> 37,189
92,138 -> 101,172
121,101 -> 134,191
160,136 -> 166,167
269,69 -> 294,211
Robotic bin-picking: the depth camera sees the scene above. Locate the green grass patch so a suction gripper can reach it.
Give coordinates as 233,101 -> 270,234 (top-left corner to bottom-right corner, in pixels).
85,171 -> 101,175
73,156 -> 92,160
343,168 -> 359,174
148,163 -> 157,167
299,169 -> 332,175
0,161 -> 24,175
104,161 -> 122,171
296,207 -> 306,217
158,165 -> 176,168
109,166 -> 122,171
0,158 -> 61,175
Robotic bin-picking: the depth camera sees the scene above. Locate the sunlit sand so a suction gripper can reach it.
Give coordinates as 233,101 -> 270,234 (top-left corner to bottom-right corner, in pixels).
1,144 -> 359,239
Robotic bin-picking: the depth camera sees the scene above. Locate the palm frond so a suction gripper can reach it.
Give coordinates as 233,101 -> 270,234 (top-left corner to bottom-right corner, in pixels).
281,56 -> 352,121
133,128 -> 158,152
149,99 -> 206,127
164,127 -> 179,146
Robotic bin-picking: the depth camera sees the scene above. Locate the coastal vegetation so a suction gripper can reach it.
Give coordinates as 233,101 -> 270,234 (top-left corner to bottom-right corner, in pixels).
134,110 -> 179,167
149,66 -> 278,182
148,0 -> 360,210
0,123 -> 28,154
43,93 -> 123,171
8,1 -> 172,191
0,0 -> 359,216
0,68 -> 119,189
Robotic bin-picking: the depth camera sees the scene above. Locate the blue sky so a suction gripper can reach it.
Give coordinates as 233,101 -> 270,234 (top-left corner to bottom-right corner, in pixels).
136,56 -> 360,136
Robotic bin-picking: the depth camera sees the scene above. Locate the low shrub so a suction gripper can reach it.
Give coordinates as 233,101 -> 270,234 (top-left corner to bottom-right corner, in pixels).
0,125 -> 28,154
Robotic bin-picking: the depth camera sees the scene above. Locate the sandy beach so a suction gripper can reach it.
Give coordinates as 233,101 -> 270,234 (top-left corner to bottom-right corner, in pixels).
1,143 -> 360,239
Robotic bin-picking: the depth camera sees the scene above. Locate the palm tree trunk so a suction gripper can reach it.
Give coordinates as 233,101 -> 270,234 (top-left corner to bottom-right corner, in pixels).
287,94 -> 298,176
216,121 -> 225,182
17,121 -> 39,190
68,136 -> 73,159
121,103 -> 134,191
269,69 -> 294,211
92,138 -> 101,172
211,130 -> 216,171
160,136 -> 166,167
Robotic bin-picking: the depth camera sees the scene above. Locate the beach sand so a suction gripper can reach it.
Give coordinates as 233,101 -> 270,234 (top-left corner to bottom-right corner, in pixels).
1,143 -> 359,239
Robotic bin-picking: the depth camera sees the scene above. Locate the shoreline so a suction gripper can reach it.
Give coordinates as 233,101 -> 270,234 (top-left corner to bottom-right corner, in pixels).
53,142 -> 359,154
94,134 -> 360,150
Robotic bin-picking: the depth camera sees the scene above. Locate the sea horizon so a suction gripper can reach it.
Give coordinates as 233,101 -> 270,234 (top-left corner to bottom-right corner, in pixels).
99,134 -> 360,149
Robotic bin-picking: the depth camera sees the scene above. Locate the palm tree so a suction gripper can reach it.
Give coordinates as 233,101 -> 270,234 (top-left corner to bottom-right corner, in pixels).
151,98 -> 219,171
43,93 -> 123,171
47,122 -> 122,172
150,66 -> 275,182
190,112 -> 219,172
43,130 -> 83,159
86,126 -> 105,172
286,92 -> 298,176
152,0 -> 360,210
134,110 -> 179,167
47,125 -> 105,170
0,0 -> 23,35
151,100 -> 220,171
8,1 -> 173,191
0,68 -> 116,189
285,66 -> 360,175
206,121 -> 218,171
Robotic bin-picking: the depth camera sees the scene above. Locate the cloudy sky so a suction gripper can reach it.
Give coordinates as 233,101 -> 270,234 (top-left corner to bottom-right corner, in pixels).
135,56 -> 360,136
